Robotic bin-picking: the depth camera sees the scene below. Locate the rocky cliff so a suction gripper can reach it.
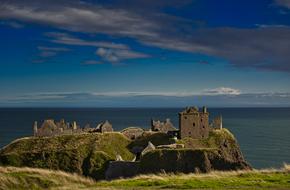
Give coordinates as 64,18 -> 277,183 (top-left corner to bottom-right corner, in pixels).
139,129 -> 251,174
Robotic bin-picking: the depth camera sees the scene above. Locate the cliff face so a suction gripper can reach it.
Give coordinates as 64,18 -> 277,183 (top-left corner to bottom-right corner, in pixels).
139,129 -> 251,174
0,129 -> 251,180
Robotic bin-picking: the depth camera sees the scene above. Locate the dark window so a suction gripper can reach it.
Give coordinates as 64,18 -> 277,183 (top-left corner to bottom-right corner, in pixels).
193,122 -> 195,127
184,116 -> 187,119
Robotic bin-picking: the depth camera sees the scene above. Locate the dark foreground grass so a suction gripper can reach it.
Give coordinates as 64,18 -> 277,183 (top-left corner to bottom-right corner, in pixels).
1,165 -> 290,190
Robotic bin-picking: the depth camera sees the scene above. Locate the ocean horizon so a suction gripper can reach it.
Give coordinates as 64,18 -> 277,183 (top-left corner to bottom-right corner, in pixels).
0,107 -> 290,169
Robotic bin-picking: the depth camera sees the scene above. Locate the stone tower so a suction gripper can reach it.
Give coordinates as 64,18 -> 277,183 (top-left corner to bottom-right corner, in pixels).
179,106 -> 210,139
72,121 -> 77,130
213,115 -> 223,129
33,121 -> 38,136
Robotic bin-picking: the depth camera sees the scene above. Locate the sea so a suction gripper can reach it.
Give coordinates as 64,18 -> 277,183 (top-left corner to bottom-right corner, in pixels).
0,107 -> 289,169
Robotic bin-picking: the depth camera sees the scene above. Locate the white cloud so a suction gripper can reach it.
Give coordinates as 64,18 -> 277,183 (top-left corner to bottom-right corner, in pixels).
37,46 -> 70,58
96,47 -> 150,63
1,91 -> 290,107
0,3 -> 158,38
37,46 -> 70,52
203,87 -> 241,95
46,32 -> 128,49
275,0 -> 290,9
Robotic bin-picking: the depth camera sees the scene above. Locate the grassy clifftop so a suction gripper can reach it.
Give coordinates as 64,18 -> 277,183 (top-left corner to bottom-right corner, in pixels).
1,165 -> 290,190
0,132 -> 134,179
0,128 -> 251,180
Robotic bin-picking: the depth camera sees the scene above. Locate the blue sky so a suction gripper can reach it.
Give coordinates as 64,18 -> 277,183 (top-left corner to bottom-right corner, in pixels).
0,0 -> 290,107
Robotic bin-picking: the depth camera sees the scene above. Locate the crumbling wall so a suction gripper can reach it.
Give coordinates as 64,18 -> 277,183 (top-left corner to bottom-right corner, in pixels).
121,127 -> 144,140
151,118 -> 176,133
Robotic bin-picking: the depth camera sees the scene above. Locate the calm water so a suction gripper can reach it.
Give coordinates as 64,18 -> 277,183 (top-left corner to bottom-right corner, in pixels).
0,107 -> 289,169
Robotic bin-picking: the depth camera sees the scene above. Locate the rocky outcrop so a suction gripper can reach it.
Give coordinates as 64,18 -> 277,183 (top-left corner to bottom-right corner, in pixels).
0,129 -> 251,180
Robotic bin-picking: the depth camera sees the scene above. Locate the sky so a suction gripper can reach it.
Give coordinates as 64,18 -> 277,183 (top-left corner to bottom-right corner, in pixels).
0,0 -> 290,107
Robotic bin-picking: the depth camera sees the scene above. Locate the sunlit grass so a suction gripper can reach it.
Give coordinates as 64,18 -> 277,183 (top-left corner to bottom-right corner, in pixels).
2,164 -> 288,190
96,164 -> 290,189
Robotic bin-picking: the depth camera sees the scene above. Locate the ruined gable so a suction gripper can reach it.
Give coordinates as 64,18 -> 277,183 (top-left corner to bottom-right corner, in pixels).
151,118 -> 176,133
96,120 -> 113,133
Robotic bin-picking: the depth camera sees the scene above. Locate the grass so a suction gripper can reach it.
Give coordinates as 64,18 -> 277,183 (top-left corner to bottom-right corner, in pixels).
0,166 -> 95,190
0,165 -> 290,190
0,132 -> 134,179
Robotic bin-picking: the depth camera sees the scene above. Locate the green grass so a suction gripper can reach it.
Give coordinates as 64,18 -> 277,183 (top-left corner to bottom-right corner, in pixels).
96,166 -> 290,190
0,132 -> 134,179
1,165 -> 290,190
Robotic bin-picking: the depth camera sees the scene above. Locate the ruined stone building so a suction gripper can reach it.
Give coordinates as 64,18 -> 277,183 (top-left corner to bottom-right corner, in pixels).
121,127 -> 144,140
33,119 -> 80,137
95,120 -> 113,133
179,106 -> 210,139
33,119 -> 113,137
151,118 -> 177,133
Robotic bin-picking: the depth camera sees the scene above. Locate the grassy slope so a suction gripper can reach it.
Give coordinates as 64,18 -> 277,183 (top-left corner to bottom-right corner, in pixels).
1,165 -> 290,190
0,132 -> 134,179
0,132 -> 134,160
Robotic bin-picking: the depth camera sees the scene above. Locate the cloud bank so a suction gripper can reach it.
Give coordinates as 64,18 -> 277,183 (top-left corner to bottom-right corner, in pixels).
1,90 -> 289,107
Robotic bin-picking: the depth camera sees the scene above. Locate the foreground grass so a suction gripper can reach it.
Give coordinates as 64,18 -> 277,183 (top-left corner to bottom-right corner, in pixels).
0,165 -> 290,190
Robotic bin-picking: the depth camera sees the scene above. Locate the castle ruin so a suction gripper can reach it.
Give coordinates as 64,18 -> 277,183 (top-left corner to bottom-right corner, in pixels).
179,106 -> 210,139
33,119 -> 113,137
151,118 -> 177,133
32,106 -> 222,140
